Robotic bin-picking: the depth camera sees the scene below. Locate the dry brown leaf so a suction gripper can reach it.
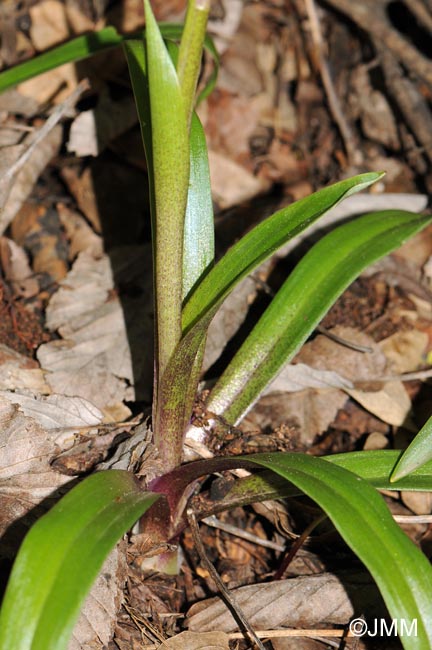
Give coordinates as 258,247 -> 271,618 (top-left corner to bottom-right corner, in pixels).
187,573 -> 382,632
61,166 -> 102,232
243,389 -> 347,445
298,327 -> 411,426
157,631 -> 229,650
37,248 -> 153,408
57,203 -> 104,260
379,329 -> 429,374
0,126 -> 62,234
0,237 -> 39,298
265,362 -> 353,393
67,93 -> 138,157
29,0 -> 70,50
0,344 -> 49,394
208,150 -> 270,210
18,63 -> 79,105
401,491 -> 432,515
69,544 -> 127,650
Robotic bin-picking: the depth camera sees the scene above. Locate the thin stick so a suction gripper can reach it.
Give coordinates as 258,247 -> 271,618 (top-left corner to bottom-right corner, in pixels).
202,515 -> 286,551
3,79 -> 89,184
187,508 -> 267,650
303,0 -> 360,165
274,513 -> 327,580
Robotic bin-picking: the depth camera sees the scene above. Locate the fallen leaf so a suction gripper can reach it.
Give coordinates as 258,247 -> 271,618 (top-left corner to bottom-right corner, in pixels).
67,92 -> 138,157
379,329 -> 429,374
157,631 -> 230,650
208,150 -> 270,210
37,247 -> 154,408
0,126 -> 62,234
57,203 -> 104,260
0,344 -> 49,394
298,327 -> 412,426
187,573 -> 383,632
265,362 -> 353,393
29,0 -> 69,50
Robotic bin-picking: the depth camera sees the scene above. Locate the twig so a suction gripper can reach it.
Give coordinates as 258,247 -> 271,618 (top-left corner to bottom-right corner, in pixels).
394,514 -> 432,524
303,0 -> 360,165
202,514 -> 286,551
2,78 -> 90,184
187,508 -> 267,650
317,325 -> 373,353
140,628 -> 357,648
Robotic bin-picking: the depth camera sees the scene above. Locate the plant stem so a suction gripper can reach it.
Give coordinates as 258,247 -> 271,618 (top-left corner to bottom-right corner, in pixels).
177,0 -> 210,127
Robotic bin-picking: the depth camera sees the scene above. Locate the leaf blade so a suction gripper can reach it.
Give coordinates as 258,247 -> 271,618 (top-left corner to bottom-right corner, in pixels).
182,172 -> 383,332
390,414 -> 432,482
208,209 -> 432,423
243,452 -> 432,650
0,470 -> 158,650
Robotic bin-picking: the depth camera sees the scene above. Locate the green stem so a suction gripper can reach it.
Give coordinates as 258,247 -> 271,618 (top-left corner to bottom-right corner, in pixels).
177,0 -> 210,126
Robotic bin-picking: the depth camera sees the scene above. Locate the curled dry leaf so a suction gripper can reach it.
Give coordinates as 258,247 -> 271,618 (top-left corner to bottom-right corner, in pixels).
297,327 -> 411,426
157,631 -> 230,650
0,344 -> 49,394
187,572 -> 384,632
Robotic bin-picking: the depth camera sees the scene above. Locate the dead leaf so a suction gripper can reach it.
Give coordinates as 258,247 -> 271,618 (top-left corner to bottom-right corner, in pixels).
0,126 -> 62,234
187,573 -> 383,632
379,329 -> 429,374
265,362 -> 353,393
157,631 -> 230,650
401,491 -> 432,515
37,247 -> 154,408
0,237 -> 39,298
208,150 -> 270,210
29,0 -> 70,50
57,203 -> 104,260
298,327 -> 412,426
67,92 -> 138,157
0,344 -> 49,394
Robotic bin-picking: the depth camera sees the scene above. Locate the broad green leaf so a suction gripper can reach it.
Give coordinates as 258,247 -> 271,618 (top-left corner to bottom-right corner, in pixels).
0,24 -> 218,99
143,0 -> 189,383
217,450 -> 432,511
182,172 -> 383,332
182,112 -> 214,300
0,471 -> 159,650
208,210 -> 432,424
243,452 -> 432,650
390,414 -> 432,482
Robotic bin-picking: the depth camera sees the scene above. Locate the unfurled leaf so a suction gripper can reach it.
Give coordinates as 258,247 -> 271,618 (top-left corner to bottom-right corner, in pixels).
391,415 -> 432,482
207,210 -> 432,424
243,452 -> 432,650
182,172 -> 383,332
0,471 -> 158,650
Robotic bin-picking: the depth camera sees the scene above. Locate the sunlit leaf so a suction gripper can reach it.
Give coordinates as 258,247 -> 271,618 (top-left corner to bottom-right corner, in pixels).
207,209 -> 432,423
390,415 -> 432,482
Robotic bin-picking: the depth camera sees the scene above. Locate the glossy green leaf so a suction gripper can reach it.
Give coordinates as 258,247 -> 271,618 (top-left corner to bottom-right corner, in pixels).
182,112 -> 214,300
243,452 -> 432,650
208,209 -> 432,424
0,24 -> 219,99
182,172 -> 383,332
390,415 -> 432,482
0,471 -> 159,650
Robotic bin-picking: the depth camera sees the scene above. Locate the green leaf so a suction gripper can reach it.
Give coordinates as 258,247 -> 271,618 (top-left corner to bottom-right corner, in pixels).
390,415 -> 432,482
243,452 -> 432,650
0,27 -> 123,92
182,172 -> 383,333
0,24 -> 218,98
208,209 -> 432,424
182,112 -> 214,300
0,471 -> 158,650
143,0 -> 189,386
